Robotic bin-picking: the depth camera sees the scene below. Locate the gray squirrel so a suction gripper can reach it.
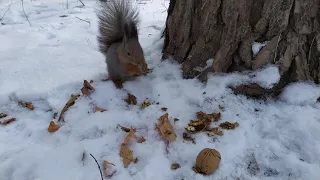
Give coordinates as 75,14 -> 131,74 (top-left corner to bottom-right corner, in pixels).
96,0 -> 148,88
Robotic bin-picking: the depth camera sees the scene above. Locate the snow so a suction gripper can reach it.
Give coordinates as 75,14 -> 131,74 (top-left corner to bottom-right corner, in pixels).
252,42 -> 266,56
1,0 -> 320,180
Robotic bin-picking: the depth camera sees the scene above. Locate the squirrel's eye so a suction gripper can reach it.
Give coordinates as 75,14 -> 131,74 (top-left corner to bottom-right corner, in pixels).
127,52 -> 131,56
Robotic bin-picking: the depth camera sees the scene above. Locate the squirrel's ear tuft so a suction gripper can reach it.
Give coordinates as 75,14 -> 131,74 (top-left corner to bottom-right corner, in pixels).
124,22 -> 138,39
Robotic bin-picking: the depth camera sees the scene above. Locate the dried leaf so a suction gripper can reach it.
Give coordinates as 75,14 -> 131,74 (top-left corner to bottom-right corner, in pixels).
123,128 -> 136,145
103,160 -> 116,177
171,163 -> 181,170
156,113 -> 177,142
0,113 -> 8,119
48,121 -> 60,133
95,106 -> 106,112
103,160 -> 115,172
220,122 -> 239,130
186,111 -> 221,134
196,111 -> 221,122
161,107 -> 168,111
118,124 -> 131,132
183,133 -> 196,144
124,93 -> 137,105
58,94 -> 80,122
1,118 -> 16,125
81,80 -> 95,96
140,99 -> 151,109
137,137 -> 146,143
120,144 -> 138,168
19,101 -> 35,110
208,127 -> 224,136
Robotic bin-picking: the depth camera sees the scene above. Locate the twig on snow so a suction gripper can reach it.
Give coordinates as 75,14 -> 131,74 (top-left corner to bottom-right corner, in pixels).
0,0 -> 12,21
21,0 -> 31,26
75,16 -> 90,26
90,153 -> 103,180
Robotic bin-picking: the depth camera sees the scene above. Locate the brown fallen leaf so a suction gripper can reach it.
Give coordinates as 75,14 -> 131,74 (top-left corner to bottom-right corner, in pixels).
95,106 -> 106,112
196,111 -> 221,122
118,124 -> 131,132
0,117 -> 16,125
171,163 -> 181,170
19,101 -> 35,110
186,111 -> 221,134
120,144 -> 138,168
103,160 -> 116,176
137,137 -> 146,143
156,113 -> 177,142
123,128 -> 136,145
124,93 -> 137,105
219,122 -> 239,130
161,107 -> 168,111
48,121 -> 60,133
58,94 -> 80,122
140,99 -> 151,110
0,113 -> 8,119
207,127 -> 224,136
183,132 -> 196,144
81,80 -> 95,96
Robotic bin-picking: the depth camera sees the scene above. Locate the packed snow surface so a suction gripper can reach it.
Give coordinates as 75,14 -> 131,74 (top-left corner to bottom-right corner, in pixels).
1,0 -> 320,180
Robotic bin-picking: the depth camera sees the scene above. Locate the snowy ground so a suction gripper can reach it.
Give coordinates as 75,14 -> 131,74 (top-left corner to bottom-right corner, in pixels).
1,0 -> 320,179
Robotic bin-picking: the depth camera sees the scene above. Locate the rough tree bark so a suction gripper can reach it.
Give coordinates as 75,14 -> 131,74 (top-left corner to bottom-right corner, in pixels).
162,0 -> 320,97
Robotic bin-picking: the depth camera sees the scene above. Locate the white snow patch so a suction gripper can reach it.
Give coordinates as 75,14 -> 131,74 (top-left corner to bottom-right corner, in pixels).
252,42 -> 266,56
279,82 -> 320,105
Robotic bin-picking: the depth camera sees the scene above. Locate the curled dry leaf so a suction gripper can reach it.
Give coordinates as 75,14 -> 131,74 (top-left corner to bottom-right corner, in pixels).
219,122 -> 239,130
81,80 -> 95,96
140,99 -> 151,110
161,107 -> 168,111
156,113 -> 177,142
0,118 -> 16,125
95,106 -> 106,112
0,113 -> 8,119
124,93 -> 137,105
48,121 -> 60,133
171,163 -> 181,170
120,144 -> 138,168
58,94 -> 80,122
183,133 -> 196,144
19,101 -> 35,110
137,137 -> 146,143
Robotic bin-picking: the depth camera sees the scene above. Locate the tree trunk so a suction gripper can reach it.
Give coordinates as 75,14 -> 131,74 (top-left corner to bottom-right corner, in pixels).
162,0 -> 320,92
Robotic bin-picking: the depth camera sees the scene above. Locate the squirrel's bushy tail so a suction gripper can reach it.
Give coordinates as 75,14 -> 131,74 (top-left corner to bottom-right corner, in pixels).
97,0 -> 140,56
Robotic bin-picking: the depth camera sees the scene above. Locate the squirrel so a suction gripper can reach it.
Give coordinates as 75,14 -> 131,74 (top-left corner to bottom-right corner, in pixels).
96,0 -> 148,88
